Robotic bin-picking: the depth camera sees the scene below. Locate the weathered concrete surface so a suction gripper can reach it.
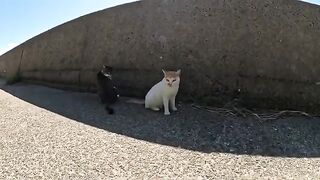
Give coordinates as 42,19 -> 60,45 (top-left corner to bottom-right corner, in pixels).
1,0 -> 320,111
1,80 -> 320,178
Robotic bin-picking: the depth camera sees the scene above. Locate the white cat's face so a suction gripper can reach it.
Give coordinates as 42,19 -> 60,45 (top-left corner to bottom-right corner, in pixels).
162,69 -> 181,87
164,76 -> 180,87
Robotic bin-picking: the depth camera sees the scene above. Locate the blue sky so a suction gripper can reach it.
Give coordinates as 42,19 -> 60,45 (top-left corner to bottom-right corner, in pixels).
0,0 -> 319,55
304,0 -> 320,5
0,0 -> 138,55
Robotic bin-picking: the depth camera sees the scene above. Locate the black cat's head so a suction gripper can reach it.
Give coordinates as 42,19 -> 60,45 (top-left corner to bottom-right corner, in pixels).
100,65 -> 113,78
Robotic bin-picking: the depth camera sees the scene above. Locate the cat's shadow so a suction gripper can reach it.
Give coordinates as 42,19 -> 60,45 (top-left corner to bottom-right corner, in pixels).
2,82 -> 320,158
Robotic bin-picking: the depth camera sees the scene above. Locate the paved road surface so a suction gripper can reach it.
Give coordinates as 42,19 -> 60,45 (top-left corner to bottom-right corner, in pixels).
1,79 -> 319,179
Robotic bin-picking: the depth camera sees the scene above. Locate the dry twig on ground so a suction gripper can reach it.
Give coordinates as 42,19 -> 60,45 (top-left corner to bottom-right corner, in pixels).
191,104 -> 313,122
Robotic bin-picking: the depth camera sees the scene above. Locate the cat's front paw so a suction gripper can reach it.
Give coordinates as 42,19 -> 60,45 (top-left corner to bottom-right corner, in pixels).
172,107 -> 178,111
164,111 -> 170,115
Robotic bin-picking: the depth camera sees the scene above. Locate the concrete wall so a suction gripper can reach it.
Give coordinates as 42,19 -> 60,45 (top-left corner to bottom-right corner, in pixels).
1,0 -> 320,111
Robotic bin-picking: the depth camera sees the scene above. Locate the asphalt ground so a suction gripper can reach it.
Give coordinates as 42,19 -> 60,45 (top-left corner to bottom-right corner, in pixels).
1,79 -> 319,179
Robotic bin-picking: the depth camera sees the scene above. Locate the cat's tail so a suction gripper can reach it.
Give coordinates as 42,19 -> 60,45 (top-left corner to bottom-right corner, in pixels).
105,105 -> 114,114
126,98 -> 145,105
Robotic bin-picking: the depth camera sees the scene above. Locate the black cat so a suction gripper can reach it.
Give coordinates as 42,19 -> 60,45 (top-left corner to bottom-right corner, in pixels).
97,65 -> 120,114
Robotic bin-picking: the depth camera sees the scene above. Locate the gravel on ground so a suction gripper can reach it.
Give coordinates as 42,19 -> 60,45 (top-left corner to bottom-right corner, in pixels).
1,79 -> 319,179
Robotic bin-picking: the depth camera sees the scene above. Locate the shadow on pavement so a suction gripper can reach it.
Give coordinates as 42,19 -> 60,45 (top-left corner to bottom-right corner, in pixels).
1,81 -> 320,157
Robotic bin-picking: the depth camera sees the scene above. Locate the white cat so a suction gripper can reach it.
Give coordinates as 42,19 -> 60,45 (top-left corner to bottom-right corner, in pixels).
145,69 -> 181,115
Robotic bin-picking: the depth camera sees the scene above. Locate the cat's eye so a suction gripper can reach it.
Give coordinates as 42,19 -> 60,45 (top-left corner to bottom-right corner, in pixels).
173,79 -> 176,82
166,79 -> 169,82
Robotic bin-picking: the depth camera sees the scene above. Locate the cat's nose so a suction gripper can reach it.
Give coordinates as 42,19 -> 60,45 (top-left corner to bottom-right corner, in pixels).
168,83 -> 172,87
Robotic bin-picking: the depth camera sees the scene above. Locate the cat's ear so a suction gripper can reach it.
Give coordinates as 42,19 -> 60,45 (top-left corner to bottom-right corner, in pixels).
103,65 -> 112,72
108,66 -> 113,72
162,69 -> 166,75
176,69 -> 181,76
